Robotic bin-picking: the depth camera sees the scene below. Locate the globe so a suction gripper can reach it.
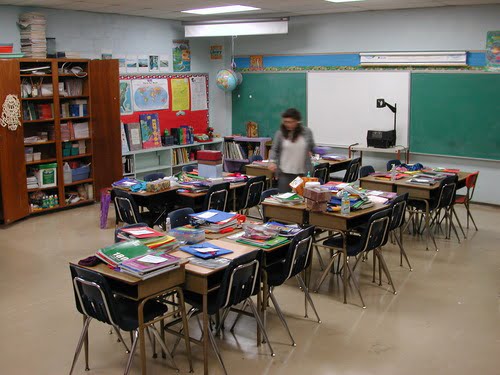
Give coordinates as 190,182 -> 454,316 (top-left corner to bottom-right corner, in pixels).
216,69 -> 238,92
235,72 -> 243,85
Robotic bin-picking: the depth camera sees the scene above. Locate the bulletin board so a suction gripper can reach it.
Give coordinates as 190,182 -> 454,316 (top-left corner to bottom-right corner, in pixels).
119,73 -> 209,134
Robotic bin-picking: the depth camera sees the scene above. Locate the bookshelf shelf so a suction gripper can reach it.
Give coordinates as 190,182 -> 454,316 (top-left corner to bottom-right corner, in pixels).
172,161 -> 197,168
0,58 -> 123,224
25,158 -> 57,165
27,186 -> 59,193
60,116 -> 90,121
61,137 -> 92,142
21,97 -> 54,101
223,136 -> 271,172
63,153 -> 92,161
65,178 -> 93,187
24,140 -> 56,146
22,118 -> 54,124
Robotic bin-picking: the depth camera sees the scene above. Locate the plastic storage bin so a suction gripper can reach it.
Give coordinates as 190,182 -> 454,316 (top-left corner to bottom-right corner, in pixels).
71,165 -> 90,181
169,227 -> 205,244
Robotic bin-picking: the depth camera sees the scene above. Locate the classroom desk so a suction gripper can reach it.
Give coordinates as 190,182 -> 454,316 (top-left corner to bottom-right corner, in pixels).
245,164 -> 274,189
261,202 -> 308,225
68,261 -> 191,375
177,180 -> 248,212
128,187 -> 178,226
320,158 -> 352,174
170,240 -> 262,375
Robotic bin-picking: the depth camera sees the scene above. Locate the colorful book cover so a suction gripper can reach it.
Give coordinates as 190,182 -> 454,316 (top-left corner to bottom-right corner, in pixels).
96,240 -> 152,267
120,251 -> 180,274
139,113 -> 162,149
237,235 -> 289,249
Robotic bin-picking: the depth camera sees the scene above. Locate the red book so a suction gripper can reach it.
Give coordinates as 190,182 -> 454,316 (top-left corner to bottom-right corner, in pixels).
119,226 -> 164,239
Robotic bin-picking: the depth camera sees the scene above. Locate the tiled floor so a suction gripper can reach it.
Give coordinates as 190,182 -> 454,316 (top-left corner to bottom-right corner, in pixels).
0,203 -> 498,375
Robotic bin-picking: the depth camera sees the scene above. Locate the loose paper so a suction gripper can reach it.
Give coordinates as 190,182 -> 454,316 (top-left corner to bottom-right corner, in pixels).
138,255 -> 168,264
197,211 -> 218,219
190,76 -> 208,111
171,78 -> 190,111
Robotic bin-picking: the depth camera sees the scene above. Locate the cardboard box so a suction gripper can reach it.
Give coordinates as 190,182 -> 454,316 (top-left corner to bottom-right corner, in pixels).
197,150 -> 222,161
198,163 -> 223,179
303,186 -> 331,202
305,199 -> 328,212
198,159 -> 223,166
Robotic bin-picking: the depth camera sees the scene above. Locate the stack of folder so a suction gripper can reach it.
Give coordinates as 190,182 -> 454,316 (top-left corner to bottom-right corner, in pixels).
189,210 -> 238,233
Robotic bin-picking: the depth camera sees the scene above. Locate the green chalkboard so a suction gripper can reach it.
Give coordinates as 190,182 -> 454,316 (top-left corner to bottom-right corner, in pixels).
410,73 -> 500,160
232,73 -> 307,138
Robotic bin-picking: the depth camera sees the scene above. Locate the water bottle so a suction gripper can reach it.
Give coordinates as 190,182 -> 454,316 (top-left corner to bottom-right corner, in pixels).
390,164 -> 397,181
165,217 -> 171,233
341,190 -> 350,216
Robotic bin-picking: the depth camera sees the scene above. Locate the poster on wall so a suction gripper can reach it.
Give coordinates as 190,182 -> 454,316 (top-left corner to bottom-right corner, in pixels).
486,31 -> 500,71
171,78 -> 190,111
210,45 -> 223,60
250,55 -> 263,70
131,79 -> 169,112
159,55 -> 170,72
137,55 -> 149,73
126,55 -> 138,73
117,55 -> 126,74
119,80 -> 133,115
149,55 -> 159,72
190,76 -> 208,111
173,39 -> 191,72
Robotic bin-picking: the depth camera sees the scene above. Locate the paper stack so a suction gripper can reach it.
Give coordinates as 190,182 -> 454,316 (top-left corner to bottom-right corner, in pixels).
18,13 -> 47,58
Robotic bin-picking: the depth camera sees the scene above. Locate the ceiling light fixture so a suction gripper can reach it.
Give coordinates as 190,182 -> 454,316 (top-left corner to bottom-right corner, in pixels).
182,5 -> 261,15
184,18 -> 289,37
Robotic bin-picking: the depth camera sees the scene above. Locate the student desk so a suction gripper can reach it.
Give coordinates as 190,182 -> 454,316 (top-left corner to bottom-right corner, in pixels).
261,202 -> 308,225
244,164 -> 274,189
128,187 -> 178,226
170,240 -> 262,375
177,180 -> 248,212
68,261 -> 191,375
320,158 -> 353,174
360,172 -> 472,250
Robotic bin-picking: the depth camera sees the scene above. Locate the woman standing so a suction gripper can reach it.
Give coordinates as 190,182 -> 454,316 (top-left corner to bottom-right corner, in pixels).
268,108 -> 316,193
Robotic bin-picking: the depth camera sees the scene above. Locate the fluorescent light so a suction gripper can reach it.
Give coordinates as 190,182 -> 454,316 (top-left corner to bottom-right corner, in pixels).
325,0 -> 365,3
182,5 -> 260,15
184,18 -> 288,37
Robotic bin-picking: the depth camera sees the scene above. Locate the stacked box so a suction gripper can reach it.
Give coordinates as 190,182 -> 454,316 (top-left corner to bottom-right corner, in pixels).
303,186 -> 331,212
197,150 -> 223,178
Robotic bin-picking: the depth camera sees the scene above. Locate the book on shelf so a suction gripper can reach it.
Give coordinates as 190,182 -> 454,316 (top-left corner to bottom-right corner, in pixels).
23,102 -> 53,121
124,122 -> 142,151
62,79 -> 84,96
61,100 -> 88,118
73,122 -> 89,139
139,113 -> 162,149
120,123 -> 130,153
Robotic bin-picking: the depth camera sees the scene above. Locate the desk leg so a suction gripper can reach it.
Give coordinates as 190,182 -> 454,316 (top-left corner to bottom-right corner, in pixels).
138,303 -> 147,375
203,292 -> 209,375
424,201 -> 438,251
342,233 -> 348,304
83,316 -> 89,371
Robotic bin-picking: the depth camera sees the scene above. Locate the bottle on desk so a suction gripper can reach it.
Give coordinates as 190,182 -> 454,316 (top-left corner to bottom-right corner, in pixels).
165,217 -> 171,233
341,190 -> 350,216
390,164 -> 397,181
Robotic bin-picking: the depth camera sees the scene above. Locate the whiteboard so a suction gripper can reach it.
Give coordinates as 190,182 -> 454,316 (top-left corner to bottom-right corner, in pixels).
307,71 -> 410,147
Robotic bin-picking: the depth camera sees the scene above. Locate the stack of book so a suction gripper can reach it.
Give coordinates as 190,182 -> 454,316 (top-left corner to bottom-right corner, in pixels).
116,225 -> 178,251
237,234 -> 289,249
189,210 -> 238,233
408,172 -> 448,185
96,240 -> 153,268
18,13 -> 47,58
120,251 -> 181,280
23,102 -> 53,121
0,43 -> 22,58
223,139 -> 247,160
27,176 -> 38,189
267,192 -> 305,205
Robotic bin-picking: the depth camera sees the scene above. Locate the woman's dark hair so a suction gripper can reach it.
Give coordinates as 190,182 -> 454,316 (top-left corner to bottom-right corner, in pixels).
280,108 -> 303,142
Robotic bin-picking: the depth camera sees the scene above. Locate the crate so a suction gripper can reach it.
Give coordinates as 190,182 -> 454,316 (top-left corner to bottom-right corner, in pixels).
72,165 -> 90,181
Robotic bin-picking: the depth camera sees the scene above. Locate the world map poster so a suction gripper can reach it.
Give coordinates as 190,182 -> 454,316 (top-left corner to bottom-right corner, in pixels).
131,79 -> 169,112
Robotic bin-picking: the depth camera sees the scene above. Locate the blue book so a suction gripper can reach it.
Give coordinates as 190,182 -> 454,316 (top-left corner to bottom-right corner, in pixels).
180,242 -> 233,259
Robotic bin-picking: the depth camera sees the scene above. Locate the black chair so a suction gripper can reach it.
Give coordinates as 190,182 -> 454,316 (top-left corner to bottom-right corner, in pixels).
430,176 -> 464,242
182,165 -> 196,173
388,193 -> 412,271
168,207 -> 195,228
236,175 -> 266,215
264,226 -> 321,346
386,159 -> 401,171
405,175 -> 458,250
69,264 -> 188,375
313,162 -> 330,184
143,172 -> 166,181
330,157 -> 361,183
111,188 -> 154,227
182,250 -> 274,374
202,182 -> 230,212
359,165 -> 375,178
258,188 -> 280,219
314,208 -> 394,308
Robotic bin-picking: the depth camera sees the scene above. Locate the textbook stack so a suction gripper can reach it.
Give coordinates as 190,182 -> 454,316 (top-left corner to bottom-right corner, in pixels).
18,13 -> 47,58
189,210 -> 238,233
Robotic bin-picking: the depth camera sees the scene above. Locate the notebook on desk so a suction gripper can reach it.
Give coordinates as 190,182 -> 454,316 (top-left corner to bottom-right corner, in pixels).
180,242 -> 233,259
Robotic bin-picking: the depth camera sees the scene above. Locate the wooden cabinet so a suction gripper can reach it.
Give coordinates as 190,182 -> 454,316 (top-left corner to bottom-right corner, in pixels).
0,58 -> 121,224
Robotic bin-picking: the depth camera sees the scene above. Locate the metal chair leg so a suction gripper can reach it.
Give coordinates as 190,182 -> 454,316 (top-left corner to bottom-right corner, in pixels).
207,325 -> 229,375
149,325 -> 179,371
452,206 -> 466,239
395,231 -> 413,271
229,300 -> 248,333
345,261 -> 366,308
269,288 -> 296,347
124,330 -> 139,375
376,249 -> 397,295
313,250 -> 340,292
314,244 -> 326,271
247,298 -> 275,357
296,275 -> 321,323
112,325 -> 131,353
69,316 -> 92,375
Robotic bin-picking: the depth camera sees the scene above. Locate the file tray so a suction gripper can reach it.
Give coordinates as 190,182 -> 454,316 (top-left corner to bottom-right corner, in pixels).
180,243 -> 233,259
72,165 -> 90,181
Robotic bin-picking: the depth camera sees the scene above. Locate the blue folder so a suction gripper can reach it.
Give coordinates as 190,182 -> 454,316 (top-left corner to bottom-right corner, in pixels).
189,209 -> 236,224
180,242 -> 233,259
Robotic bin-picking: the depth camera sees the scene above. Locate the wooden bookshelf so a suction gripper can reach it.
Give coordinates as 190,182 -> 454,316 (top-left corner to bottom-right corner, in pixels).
0,58 -> 122,225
